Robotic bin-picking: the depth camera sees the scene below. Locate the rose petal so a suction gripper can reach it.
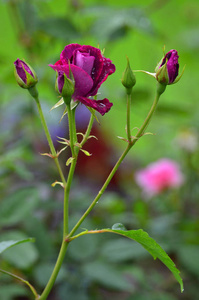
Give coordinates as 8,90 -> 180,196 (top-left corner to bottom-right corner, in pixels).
75,51 -> 95,76
73,45 -> 103,84
73,45 -> 116,97
76,97 -> 113,115
160,50 -> 179,84
166,50 -> 179,83
14,59 -> 34,83
60,43 -> 81,63
49,63 -> 93,98
89,57 -> 116,96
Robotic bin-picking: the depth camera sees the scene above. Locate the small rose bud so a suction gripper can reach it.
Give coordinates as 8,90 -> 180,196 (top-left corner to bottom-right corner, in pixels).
121,56 -> 136,94
55,71 -> 75,105
155,50 -> 179,85
14,59 -> 38,89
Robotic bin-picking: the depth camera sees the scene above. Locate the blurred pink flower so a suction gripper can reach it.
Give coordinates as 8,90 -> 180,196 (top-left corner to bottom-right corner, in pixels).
135,158 -> 184,197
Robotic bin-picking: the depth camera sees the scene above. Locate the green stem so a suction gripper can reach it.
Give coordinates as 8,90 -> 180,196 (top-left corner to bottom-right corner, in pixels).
39,240 -> 69,300
63,158 -> 77,237
68,90 -> 162,238
66,104 -> 76,158
130,89 -> 162,146
126,93 -> 132,142
39,105 -> 78,300
80,113 -> 95,147
35,97 -> 66,186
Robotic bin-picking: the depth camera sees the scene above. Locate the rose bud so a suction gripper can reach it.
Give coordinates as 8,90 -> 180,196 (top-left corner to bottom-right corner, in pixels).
121,56 -> 136,94
55,70 -> 75,105
50,44 -> 116,115
155,49 -> 180,85
14,59 -> 38,89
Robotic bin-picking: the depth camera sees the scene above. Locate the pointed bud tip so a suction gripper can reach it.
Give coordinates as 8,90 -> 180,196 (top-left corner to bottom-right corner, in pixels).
121,56 -> 136,93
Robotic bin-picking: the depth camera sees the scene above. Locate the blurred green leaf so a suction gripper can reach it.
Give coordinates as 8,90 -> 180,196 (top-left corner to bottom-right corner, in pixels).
0,188 -> 39,226
0,231 -> 38,269
83,261 -> 134,291
0,284 -> 28,300
33,262 -> 67,287
82,6 -> 153,42
68,233 -> 99,261
24,216 -> 55,259
38,17 -> 80,40
178,245 -> 199,276
0,238 -> 35,254
101,238 -> 148,262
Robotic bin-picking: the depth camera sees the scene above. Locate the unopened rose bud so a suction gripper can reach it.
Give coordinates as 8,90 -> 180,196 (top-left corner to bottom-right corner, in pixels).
55,71 -> 75,105
121,56 -> 136,94
14,59 -> 38,89
155,50 -> 179,85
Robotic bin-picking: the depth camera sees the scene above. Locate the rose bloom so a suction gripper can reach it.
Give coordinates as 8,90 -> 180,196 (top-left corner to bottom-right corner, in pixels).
135,158 -> 184,197
50,44 -> 116,115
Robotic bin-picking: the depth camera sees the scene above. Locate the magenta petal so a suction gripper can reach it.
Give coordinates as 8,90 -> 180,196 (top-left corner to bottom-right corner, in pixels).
76,97 -> 113,116
60,44 -> 81,63
75,51 -> 95,76
166,50 -> 179,83
14,59 -> 34,83
73,45 -> 103,83
89,57 -> 116,96
160,49 -> 179,84
49,63 -> 93,98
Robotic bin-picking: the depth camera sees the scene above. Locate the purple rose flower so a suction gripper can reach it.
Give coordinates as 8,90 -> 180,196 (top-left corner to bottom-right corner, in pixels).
14,58 -> 38,89
49,44 -> 116,115
156,49 -> 179,85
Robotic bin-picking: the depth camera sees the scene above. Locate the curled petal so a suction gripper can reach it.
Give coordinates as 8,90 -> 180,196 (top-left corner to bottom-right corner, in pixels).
60,43 -> 81,63
76,97 -> 113,116
89,57 -> 116,96
49,63 -> 93,98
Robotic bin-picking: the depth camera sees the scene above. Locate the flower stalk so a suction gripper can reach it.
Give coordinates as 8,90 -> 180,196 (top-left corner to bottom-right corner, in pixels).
12,46 -> 184,300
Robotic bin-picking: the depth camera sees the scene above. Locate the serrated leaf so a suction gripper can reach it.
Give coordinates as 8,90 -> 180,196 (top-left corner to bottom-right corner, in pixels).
75,228 -> 183,292
0,238 -> 35,254
104,228 -> 183,292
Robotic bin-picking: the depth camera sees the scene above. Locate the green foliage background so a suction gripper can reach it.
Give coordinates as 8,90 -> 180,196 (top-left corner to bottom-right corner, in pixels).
0,0 -> 199,300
